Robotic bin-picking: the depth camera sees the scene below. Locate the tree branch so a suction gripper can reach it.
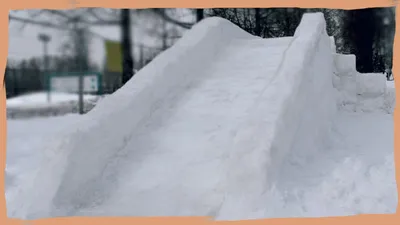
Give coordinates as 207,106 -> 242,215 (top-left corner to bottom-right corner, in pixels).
86,8 -> 120,24
9,13 -> 120,31
9,15 -> 69,30
151,9 -> 194,29
44,9 -> 72,20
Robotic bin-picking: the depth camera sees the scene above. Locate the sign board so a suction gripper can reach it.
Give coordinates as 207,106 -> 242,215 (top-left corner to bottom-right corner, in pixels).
47,72 -> 103,95
105,40 -> 123,73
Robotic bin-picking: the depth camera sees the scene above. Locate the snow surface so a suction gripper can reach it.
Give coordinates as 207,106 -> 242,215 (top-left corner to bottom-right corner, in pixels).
5,13 -> 398,220
6,99 -> 397,220
5,115 -> 81,210
6,92 -> 98,109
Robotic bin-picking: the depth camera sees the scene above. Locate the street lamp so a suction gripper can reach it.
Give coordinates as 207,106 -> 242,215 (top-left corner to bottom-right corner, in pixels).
38,33 -> 51,102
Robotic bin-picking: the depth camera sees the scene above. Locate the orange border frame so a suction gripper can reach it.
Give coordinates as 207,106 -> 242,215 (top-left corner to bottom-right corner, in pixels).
1,0 -> 399,224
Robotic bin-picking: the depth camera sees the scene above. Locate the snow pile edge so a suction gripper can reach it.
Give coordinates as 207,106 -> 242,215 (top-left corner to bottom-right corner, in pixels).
332,53 -> 393,113
355,73 -> 388,112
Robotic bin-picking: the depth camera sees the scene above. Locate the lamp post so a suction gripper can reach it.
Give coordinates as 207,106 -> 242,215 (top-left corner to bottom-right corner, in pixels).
38,33 -> 51,102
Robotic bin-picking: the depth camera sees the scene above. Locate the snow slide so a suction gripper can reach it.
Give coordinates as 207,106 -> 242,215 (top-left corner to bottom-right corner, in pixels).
13,13 -> 340,220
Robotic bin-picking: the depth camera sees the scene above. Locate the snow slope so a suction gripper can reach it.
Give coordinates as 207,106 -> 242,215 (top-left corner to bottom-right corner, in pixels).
7,13 -> 396,220
5,115 -> 82,210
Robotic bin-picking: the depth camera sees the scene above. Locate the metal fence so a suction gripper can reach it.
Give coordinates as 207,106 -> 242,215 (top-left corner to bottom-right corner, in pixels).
4,68 -> 118,98
5,41 -> 170,99
5,67 -> 46,98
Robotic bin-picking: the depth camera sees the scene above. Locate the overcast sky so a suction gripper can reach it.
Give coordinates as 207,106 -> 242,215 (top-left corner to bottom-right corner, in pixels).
8,9 -> 194,69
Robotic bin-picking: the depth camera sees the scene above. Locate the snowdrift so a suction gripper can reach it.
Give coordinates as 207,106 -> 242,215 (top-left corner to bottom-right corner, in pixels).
11,13 -> 381,220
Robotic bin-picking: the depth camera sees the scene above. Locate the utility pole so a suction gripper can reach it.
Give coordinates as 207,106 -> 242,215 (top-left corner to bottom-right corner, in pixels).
139,44 -> 144,68
38,33 -> 51,102
73,17 -> 85,115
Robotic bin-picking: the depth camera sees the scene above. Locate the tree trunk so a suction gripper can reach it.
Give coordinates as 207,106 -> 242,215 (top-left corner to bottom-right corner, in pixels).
344,8 -> 378,73
255,8 -> 261,36
121,9 -> 134,85
196,9 -> 204,22
162,19 -> 168,50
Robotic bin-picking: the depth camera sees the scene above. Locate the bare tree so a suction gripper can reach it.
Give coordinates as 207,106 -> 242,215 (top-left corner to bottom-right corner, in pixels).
151,9 -> 195,29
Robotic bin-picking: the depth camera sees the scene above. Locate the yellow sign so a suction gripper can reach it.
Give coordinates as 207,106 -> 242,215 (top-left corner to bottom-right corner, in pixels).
105,40 -> 123,73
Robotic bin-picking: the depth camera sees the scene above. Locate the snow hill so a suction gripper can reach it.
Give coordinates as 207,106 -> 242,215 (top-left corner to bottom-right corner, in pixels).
8,12 -> 396,220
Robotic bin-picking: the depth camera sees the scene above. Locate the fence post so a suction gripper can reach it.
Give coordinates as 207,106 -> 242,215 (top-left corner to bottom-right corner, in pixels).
12,69 -> 18,97
140,44 -> 144,68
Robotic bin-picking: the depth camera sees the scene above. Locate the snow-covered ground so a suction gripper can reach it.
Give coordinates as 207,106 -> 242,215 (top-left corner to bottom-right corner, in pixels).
6,82 -> 397,219
6,115 -> 81,202
4,13 -> 398,220
6,92 -> 98,109
263,110 -> 396,218
6,92 -> 101,119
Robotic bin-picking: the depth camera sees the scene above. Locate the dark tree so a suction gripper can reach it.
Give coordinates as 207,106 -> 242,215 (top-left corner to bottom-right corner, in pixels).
121,9 -> 134,85
196,9 -> 204,22
342,8 -> 381,73
276,8 -> 306,37
255,8 -> 261,36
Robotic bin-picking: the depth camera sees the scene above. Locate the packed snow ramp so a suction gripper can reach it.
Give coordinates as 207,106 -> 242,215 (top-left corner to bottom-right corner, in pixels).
15,13 -> 338,220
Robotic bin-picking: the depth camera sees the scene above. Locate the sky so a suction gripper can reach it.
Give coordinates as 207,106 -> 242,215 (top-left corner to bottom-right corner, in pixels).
8,9 -> 194,69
